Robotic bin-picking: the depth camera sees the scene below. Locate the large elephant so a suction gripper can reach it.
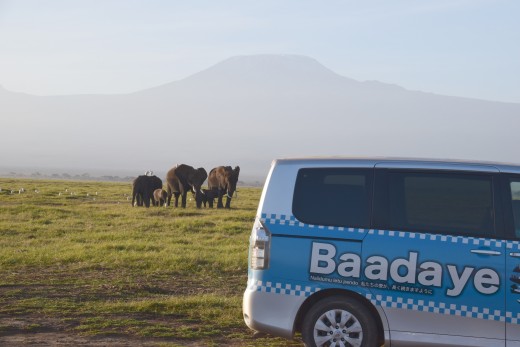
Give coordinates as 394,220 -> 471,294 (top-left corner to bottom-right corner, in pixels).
132,175 -> 163,208
208,166 -> 240,209
166,164 -> 208,208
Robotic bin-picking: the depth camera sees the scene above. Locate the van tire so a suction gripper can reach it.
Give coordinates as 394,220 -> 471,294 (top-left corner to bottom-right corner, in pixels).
301,295 -> 379,347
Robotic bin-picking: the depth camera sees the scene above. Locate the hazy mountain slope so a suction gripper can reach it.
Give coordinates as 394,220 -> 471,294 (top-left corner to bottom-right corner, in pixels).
1,55 -> 519,179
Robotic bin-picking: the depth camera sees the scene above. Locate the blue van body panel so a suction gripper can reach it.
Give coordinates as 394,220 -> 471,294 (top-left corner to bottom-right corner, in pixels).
243,158 -> 520,346
261,213 -> 368,241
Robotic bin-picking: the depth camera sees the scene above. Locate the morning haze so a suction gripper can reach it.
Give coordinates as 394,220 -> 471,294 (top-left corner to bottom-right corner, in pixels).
2,54 -> 520,181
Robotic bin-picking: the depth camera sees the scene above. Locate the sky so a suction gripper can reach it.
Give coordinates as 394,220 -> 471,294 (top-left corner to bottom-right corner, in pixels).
0,0 -> 519,103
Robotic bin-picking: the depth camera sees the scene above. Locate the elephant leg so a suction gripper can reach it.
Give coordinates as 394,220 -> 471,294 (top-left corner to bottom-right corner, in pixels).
166,186 -> 172,207
217,190 -> 224,208
144,193 -> 151,208
174,192 -> 180,207
225,196 -> 232,209
195,193 -> 203,209
181,192 -> 187,208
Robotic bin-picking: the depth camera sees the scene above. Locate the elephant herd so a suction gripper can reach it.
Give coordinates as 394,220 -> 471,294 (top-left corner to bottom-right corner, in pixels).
131,164 -> 240,209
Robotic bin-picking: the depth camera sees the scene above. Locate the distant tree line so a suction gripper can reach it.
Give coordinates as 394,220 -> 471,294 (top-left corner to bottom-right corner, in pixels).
3,172 -> 134,182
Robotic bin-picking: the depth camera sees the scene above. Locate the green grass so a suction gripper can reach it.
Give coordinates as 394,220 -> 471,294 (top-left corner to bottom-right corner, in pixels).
0,178 -> 301,346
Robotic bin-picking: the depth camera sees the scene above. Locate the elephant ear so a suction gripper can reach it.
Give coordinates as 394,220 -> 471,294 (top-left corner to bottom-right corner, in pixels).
197,168 -> 208,182
233,166 -> 240,179
186,171 -> 196,186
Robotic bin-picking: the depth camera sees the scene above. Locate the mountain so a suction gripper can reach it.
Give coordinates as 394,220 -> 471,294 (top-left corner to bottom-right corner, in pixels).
2,54 -> 520,181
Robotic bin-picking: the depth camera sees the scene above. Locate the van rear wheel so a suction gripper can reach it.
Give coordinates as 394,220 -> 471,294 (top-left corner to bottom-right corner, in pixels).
302,296 -> 378,347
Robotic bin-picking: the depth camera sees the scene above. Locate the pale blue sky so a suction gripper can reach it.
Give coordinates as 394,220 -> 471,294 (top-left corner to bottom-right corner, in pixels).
0,0 -> 518,102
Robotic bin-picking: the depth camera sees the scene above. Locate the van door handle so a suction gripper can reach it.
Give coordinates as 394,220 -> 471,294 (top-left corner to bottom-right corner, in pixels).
471,249 -> 501,256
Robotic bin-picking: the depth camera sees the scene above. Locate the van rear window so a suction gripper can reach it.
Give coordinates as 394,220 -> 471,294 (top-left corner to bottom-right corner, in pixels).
292,168 -> 372,228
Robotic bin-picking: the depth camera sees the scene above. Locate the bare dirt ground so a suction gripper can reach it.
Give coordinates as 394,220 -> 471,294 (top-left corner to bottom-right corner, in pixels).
0,272 -> 301,346
0,272 -> 238,346
0,315 -> 261,346
0,316 -> 154,346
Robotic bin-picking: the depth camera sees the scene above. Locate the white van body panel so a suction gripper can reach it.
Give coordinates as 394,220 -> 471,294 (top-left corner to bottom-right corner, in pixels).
243,289 -> 305,339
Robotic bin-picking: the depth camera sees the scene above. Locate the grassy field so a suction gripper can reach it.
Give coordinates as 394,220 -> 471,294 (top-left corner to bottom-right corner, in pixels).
0,178 -> 301,346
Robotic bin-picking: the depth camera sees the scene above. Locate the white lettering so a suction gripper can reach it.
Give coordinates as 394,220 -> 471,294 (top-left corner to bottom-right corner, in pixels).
307,245 -> 501,296
418,261 -> 442,287
390,252 -> 418,284
310,243 -> 336,274
446,265 -> 474,297
474,268 -> 500,295
365,256 -> 388,281
338,253 -> 361,278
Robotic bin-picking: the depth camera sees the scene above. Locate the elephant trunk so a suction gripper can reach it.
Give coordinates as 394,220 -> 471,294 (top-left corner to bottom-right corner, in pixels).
193,186 -> 205,208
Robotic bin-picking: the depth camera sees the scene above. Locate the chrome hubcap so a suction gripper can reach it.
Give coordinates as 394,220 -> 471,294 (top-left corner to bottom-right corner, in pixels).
313,309 -> 363,347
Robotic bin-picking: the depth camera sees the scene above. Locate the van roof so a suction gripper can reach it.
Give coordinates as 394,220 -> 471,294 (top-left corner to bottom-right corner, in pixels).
273,157 -> 520,174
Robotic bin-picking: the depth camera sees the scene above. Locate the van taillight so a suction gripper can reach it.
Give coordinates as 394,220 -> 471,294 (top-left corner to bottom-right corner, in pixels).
250,220 -> 271,270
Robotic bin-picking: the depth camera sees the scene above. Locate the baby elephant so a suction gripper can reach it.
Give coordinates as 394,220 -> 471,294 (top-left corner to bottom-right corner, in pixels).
153,189 -> 168,207
198,188 -> 219,208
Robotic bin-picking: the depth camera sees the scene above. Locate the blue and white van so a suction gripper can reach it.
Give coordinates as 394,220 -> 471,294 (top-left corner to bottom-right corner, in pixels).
243,158 -> 520,347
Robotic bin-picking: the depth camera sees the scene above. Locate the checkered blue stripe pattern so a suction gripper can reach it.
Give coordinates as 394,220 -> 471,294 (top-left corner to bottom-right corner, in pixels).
507,241 -> 520,251
506,311 -> 520,324
247,280 -> 321,297
367,229 -> 505,248
260,213 -> 367,234
248,279 -> 520,323
260,213 -> 513,249
366,294 -> 509,322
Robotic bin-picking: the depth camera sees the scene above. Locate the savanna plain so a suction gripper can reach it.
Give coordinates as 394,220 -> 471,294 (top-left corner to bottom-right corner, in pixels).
0,178 -> 301,346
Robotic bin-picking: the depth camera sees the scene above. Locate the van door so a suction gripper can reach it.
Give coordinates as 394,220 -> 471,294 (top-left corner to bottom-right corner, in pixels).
367,168 -> 505,345
504,175 -> 520,346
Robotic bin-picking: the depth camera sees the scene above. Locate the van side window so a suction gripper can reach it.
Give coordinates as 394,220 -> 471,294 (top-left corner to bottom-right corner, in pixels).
510,181 -> 520,237
292,168 -> 372,228
386,172 -> 494,237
